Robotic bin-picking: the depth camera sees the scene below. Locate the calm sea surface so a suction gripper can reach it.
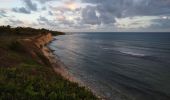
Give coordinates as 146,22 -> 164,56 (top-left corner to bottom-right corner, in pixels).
49,32 -> 170,100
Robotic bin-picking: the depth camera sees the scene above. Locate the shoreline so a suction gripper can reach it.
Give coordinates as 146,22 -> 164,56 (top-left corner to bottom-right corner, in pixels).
45,39 -> 103,99
0,26 -> 98,99
44,35 -> 104,99
43,45 -> 78,83
18,33 -> 101,99
45,33 -> 170,99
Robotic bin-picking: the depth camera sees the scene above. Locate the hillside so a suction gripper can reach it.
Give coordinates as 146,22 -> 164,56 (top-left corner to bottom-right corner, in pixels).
0,27 -> 98,100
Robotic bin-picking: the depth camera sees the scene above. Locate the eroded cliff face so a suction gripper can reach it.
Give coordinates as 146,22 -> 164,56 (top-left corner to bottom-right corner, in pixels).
15,33 -> 53,66
31,33 -> 53,66
33,33 -> 53,48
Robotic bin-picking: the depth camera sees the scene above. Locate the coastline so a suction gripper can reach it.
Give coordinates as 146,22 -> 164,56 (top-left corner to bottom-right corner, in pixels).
46,33 -> 170,100
17,33 -> 77,82
0,26 -> 98,99
18,32 -> 101,99
46,36 -> 105,100
43,45 -> 78,83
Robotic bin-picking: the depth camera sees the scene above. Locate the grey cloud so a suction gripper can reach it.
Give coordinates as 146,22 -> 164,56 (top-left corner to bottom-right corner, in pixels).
0,10 -> 6,14
12,0 -> 37,14
23,0 -> 37,11
150,18 -> 170,29
121,0 -> 170,16
49,6 -> 74,13
38,0 -> 55,4
81,1 -> 122,25
37,15 -> 76,28
12,7 -> 31,14
0,10 -> 7,17
48,11 -> 53,16
82,6 -> 101,25
41,6 -> 47,10
81,0 -> 170,25
38,16 -> 57,26
84,0 -> 170,16
9,19 -> 24,25
41,5 -> 80,28
30,22 -> 38,26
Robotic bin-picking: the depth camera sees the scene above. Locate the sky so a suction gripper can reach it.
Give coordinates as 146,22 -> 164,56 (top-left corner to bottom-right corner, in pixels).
0,0 -> 170,32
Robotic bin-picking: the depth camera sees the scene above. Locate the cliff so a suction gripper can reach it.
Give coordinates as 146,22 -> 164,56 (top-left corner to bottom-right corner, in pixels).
17,33 -> 75,81
10,33 -> 98,99
0,33 -> 97,99
33,33 -> 53,48
13,33 -> 54,66
32,33 -> 76,82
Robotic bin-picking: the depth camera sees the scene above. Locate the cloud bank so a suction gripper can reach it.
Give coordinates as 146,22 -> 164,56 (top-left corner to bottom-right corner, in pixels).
0,0 -> 170,31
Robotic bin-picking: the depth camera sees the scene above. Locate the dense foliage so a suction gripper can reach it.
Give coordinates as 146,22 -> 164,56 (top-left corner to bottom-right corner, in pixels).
0,25 -> 65,36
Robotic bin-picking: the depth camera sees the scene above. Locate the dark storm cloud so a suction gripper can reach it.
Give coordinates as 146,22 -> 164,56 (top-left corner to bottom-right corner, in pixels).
12,0 -> 37,14
81,0 -> 170,25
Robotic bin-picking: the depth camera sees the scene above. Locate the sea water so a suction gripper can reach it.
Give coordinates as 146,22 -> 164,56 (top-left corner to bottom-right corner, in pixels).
49,32 -> 170,100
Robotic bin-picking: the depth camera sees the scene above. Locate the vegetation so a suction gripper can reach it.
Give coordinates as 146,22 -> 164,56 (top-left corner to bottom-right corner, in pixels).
0,31 -> 97,99
0,25 -> 65,36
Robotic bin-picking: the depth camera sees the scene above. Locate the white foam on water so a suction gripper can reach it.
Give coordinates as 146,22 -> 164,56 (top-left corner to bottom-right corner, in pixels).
120,51 -> 146,57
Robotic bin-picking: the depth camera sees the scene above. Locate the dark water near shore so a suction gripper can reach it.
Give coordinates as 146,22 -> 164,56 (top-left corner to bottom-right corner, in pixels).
49,32 -> 170,100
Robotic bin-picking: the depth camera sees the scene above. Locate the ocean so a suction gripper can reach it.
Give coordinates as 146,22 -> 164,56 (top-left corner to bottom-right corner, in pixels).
49,32 -> 170,100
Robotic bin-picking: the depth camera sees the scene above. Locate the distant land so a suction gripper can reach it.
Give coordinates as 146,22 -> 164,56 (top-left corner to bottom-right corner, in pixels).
0,25 -> 65,36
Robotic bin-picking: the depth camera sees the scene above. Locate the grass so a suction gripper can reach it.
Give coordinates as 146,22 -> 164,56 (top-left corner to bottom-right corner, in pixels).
0,35 -> 98,100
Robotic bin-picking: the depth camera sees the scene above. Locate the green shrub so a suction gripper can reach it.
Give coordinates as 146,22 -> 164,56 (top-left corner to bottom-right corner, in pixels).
0,63 -> 98,100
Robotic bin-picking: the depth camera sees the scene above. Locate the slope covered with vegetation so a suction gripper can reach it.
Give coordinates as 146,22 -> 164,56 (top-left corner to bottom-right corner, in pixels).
0,26 -> 98,100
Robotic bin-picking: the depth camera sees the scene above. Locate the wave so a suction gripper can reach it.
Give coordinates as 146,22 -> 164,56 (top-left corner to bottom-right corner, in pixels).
101,46 -> 148,57
119,51 -> 146,57
118,50 -> 170,65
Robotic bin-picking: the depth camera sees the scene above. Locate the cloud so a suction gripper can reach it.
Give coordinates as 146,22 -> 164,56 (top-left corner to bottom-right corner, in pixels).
37,10 -> 79,29
12,0 -> 37,14
8,19 -> 24,25
81,0 -> 170,25
150,17 -> 170,29
37,0 -> 55,4
12,7 -> 31,14
41,6 -> 47,10
48,11 -> 53,16
0,10 -> 7,17
82,6 -> 101,25
115,16 -> 157,29
2,0 -> 170,31
23,0 -> 37,11
38,16 -> 57,26
0,10 -> 6,14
